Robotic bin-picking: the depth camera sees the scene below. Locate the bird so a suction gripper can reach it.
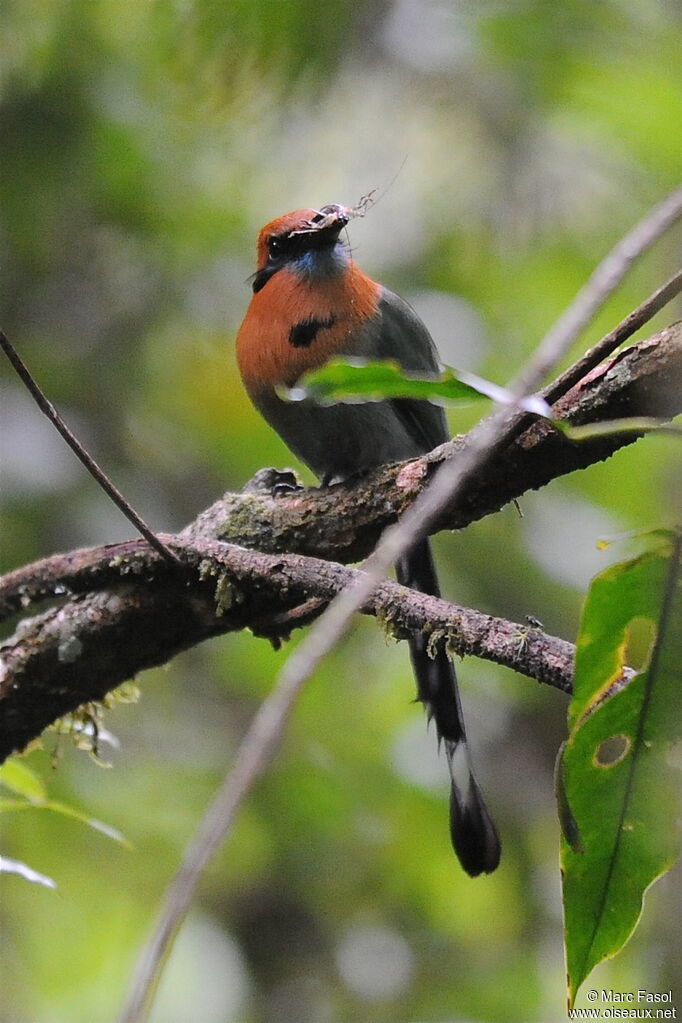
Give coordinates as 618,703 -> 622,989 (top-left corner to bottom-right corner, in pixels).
236,204 -> 500,876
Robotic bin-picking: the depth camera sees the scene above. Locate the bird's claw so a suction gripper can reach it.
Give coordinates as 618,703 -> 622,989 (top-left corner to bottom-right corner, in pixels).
241,467 -> 303,497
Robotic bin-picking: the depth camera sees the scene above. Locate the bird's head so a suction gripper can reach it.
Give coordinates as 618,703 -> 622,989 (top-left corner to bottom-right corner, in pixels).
252,205 -> 350,293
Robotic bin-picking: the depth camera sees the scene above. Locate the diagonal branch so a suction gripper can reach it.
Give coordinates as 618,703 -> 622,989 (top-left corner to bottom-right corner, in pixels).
0,330 -> 180,566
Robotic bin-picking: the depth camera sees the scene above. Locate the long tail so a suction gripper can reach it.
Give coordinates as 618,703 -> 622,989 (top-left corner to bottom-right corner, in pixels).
396,540 -> 501,876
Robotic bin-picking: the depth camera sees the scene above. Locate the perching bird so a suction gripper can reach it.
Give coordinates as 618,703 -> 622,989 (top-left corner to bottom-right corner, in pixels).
236,204 -> 500,875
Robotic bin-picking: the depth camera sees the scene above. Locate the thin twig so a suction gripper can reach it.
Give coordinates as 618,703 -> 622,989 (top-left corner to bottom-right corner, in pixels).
117,661 -> 313,1023
516,184 -> 682,395
0,329 -> 180,566
543,266 -> 682,404
119,185 -> 682,1021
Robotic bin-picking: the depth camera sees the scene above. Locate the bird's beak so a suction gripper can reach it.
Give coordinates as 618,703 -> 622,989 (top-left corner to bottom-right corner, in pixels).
310,204 -> 350,230
290,204 -> 350,241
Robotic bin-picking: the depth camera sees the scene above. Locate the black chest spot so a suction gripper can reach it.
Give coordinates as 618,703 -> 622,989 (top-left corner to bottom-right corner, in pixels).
289,315 -> 336,348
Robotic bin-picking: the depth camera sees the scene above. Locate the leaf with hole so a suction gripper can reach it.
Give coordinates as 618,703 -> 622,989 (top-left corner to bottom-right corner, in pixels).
560,530 -> 682,1009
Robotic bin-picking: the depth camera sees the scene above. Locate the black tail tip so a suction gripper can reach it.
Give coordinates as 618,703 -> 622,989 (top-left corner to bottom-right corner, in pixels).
449,781 -> 501,877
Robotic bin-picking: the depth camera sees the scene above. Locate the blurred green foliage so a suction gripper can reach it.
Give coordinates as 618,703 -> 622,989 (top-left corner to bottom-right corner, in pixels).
1,1 -> 681,1021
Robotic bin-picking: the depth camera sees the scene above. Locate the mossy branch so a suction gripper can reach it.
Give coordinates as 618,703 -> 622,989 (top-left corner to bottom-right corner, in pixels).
1,324 -> 681,761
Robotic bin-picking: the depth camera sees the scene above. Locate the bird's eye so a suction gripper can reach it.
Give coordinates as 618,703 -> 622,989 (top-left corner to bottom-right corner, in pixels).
267,236 -> 284,258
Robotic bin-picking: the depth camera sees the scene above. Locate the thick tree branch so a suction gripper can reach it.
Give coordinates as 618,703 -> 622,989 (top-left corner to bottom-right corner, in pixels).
1,325 -> 680,760
0,536 -> 573,761
190,323 -> 682,558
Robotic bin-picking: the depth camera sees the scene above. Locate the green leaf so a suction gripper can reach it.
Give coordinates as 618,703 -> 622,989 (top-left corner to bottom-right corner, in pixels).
560,530 -> 682,1009
0,855 -> 57,889
0,797 -> 131,846
0,798 -> 36,811
0,759 -> 131,846
0,759 -> 48,802
40,800 -> 131,845
290,358 -> 551,416
559,417 -> 682,442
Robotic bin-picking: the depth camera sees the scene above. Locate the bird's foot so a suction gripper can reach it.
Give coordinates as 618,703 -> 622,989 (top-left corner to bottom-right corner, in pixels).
242,467 -> 304,498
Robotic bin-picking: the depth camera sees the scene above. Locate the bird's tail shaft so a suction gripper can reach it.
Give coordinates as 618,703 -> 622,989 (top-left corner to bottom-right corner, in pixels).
396,540 -> 501,876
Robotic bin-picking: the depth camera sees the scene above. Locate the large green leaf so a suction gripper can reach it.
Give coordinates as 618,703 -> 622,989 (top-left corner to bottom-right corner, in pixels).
291,358 -> 551,415
560,530 -> 682,1008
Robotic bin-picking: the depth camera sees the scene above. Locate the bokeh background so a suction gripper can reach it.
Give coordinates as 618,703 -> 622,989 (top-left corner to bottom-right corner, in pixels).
1,2 -> 681,1021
